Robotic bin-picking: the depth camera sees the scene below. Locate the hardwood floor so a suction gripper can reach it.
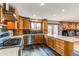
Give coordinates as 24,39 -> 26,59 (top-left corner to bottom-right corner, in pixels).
73,42 -> 79,56
21,45 -> 60,56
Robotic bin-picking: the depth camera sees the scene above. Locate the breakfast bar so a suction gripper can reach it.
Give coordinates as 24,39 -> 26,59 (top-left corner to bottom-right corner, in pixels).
44,34 -> 79,56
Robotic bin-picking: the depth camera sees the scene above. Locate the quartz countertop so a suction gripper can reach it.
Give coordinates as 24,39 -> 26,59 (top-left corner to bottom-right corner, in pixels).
46,34 -> 79,42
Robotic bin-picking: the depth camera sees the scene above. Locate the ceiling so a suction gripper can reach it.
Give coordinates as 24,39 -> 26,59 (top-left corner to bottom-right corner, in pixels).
9,3 -> 79,21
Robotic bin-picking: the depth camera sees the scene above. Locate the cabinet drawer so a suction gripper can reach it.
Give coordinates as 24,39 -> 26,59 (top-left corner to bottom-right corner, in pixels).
56,44 -> 64,50
56,39 -> 64,44
55,47 -> 64,56
56,42 -> 64,49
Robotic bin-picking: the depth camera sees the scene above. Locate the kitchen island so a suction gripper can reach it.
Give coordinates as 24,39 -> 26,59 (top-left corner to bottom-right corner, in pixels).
44,34 -> 79,56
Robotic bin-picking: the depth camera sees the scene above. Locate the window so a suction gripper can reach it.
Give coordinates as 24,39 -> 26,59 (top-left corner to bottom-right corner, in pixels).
48,24 -> 58,35
48,25 -> 53,35
31,22 -> 41,30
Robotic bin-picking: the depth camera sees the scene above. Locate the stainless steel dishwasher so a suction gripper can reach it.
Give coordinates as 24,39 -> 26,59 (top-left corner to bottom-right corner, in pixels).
27,34 -> 34,45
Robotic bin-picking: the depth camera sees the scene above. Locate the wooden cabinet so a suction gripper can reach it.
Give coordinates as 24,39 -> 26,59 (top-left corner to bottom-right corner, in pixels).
64,41 -> 74,56
18,17 -> 30,29
6,20 -> 15,29
18,17 -> 30,35
44,35 -> 49,45
23,35 -> 28,45
44,36 -> 73,56
18,16 -> 23,29
34,35 -> 44,44
23,18 -> 30,29
45,36 -> 56,50
42,19 -> 48,34
48,37 -> 54,49
55,39 -> 64,55
51,38 -> 56,50
0,4 -> 3,23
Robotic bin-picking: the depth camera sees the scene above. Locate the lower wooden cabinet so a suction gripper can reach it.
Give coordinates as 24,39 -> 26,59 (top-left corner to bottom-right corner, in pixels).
34,35 -> 44,44
55,39 -> 64,50
55,39 -> 64,55
64,41 -> 74,56
55,47 -> 64,56
48,37 -> 55,49
45,36 -> 74,56
23,35 -> 28,45
51,38 -> 56,50
22,35 -> 74,56
44,35 -> 49,45
45,36 -> 56,50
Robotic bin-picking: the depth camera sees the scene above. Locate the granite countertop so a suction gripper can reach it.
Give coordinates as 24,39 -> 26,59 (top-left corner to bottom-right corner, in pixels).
9,34 -> 79,42
9,35 -> 23,39
46,34 -> 79,42
23,34 -> 45,36
0,47 -> 19,56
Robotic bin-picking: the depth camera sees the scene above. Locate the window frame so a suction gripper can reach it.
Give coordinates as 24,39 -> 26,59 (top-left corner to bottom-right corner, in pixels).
48,23 -> 58,35
31,21 -> 42,31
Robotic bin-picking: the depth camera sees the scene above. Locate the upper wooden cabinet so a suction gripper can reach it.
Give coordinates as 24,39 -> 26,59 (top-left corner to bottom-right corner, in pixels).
6,20 -> 16,29
18,16 -> 23,29
23,18 -> 30,29
42,19 -> 48,34
0,4 -> 3,24
18,16 -> 30,29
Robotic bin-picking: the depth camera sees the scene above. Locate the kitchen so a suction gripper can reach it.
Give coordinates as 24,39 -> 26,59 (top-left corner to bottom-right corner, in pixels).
0,3 -> 79,56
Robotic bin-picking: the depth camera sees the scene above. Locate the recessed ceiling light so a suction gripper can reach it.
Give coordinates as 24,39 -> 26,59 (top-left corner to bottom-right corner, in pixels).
40,3 -> 44,6
62,9 -> 65,12
53,14 -> 56,16
33,14 -> 36,17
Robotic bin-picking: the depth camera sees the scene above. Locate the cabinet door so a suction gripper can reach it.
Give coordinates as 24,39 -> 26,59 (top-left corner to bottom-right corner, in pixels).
55,47 -> 64,56
34,35 -> 43,44
55,39 -> 64,55
47,37 -> 56,50
48,37 -> 52,48
51,38 -> 56,50
18,17 -> 23,29
39,35 -> 44,43
42,19 -> 48,34
56,39 -> 64,50
23,19 -> 30,29
23,35 -> 28,45
45,36 -> 49,46
34,35 -> 38,44
7,20 -> 15,29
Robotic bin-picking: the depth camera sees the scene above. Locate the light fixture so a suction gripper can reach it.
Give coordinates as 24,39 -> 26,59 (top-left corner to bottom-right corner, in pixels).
53,14 -> 56,16
33,14 -> 36,17
62,9 -> 65,12
13,14 -> 18,19
40,3 -> 44,6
